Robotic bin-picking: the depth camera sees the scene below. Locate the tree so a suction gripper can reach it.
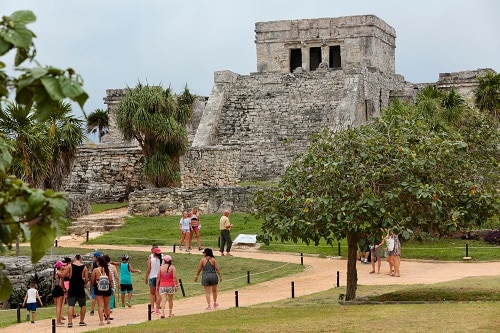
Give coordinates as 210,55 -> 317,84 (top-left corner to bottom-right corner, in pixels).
252,93 -> 500,301
0,10 -> 88,299
0,101 -> 85,190
85,108 -> 109,143
116,82 -> 194,187
474,71 -> 500,119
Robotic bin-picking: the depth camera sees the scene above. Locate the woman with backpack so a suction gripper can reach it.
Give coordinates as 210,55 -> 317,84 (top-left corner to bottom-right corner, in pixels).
90,256 -> 114,326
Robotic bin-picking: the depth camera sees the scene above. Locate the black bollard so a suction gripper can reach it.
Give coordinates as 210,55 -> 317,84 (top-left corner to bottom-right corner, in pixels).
338,242 -> 341,256
173,244 -> 176,253
86,231 -> 89,242
52,319 -> 56,333
466,243 -> 469,257
336,271 -> 340,287
179,279 -> 186,297
16,305 -> 20,323
218,236 -> 221,248
55,240 -> 58,247
291,281 -> 295,298
247,271 -> 250,284
300,253 -> 303,265
235,290 -> 239,307
148,304 -> 151,321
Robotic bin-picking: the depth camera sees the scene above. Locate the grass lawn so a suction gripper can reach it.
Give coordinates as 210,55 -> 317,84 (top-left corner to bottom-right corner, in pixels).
85,213 -> 500,261
0,247 -> 303,328
80,276 -> 500,333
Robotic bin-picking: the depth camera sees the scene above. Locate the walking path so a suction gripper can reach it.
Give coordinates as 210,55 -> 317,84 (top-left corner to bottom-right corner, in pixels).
4,209 -> 500,332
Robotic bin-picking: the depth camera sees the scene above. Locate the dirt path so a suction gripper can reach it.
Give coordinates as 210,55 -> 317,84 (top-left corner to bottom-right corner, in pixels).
5,210 -> 500,332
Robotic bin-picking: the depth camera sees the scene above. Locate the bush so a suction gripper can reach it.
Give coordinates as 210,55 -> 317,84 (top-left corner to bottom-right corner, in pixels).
8,273 -> 53,309
484,230 -> 500,245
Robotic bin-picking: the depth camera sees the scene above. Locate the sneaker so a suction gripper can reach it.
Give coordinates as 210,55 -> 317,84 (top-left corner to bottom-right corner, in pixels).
178,246 -> 182,250
90,310 -> 94,316
31,321 -> 34,324
79,322 -> 86,326
126,301 -> 132,308
213,303 -> 219,308
185,249 -> 190,253
226,253 -> 233,257
155,309 -> 161,315
205,306 -> 212,310
199,247 -> 203,251
121,305 -> 125,309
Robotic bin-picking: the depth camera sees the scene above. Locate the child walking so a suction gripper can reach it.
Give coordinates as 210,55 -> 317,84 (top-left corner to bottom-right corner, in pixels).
119,254 -> 141,308
22,281 -> 43,323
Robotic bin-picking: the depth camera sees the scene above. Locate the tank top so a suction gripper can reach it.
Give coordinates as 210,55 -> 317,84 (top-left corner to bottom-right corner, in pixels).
159,266 -> 175,287
149,258 -> 161,279
120,262 -> 132,284
68,263 -> 86,298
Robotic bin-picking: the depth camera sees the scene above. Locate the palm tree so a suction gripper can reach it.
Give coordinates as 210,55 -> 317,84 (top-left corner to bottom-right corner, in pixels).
85,108 -> 109,143
116,82 -> 194,187
474,71 -> 500,119
0,101 -> 85,190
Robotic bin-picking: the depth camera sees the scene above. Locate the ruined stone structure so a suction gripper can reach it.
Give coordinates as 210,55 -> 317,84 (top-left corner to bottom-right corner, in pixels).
64,15 -> 494,214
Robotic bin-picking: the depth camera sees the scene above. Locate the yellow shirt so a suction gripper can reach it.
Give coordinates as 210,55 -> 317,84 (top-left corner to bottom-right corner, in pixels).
220,215 -> 230,230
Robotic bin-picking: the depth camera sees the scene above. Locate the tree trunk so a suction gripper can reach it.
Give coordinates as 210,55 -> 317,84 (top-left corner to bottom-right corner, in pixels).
345,232 -> 359,301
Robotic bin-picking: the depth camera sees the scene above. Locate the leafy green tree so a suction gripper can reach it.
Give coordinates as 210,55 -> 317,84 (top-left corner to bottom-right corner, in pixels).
0,101 -> 85,190
85,108 -> 109,143
0,10 -> 87,299
253,95 -> 500,301
474,71 -> 500,119
116,83 -> 194,187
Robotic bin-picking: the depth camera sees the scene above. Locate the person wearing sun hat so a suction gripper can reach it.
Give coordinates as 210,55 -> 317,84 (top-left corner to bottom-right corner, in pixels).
146,247 -> 162,314
53,261 -> 67,326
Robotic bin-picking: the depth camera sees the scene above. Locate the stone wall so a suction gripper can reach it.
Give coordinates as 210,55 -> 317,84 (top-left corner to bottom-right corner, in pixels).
128,186 -> 258,216
0,254 -> 94,296
64,143 -> 145,203
192,67 -> 404,181
180,146 -> 241,188
255,15 -> 396,74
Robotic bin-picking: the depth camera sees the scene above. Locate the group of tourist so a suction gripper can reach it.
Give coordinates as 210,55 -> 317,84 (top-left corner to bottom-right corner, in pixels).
21,209 -> 233,327
358,229 -> 402,276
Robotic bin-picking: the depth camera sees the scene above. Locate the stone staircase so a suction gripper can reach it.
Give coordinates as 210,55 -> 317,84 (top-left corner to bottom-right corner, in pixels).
67,207 -> 128,235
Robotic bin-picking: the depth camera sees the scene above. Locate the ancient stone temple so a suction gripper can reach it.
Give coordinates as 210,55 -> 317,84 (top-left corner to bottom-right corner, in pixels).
65,15 -> 493,214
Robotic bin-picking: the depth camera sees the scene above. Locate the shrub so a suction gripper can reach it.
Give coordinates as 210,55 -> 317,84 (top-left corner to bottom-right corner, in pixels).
484,230 -> 500,245
8,273 -> 53,309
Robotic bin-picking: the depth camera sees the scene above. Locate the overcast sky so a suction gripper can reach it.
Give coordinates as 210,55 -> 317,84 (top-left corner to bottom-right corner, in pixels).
3,0 -> 499,135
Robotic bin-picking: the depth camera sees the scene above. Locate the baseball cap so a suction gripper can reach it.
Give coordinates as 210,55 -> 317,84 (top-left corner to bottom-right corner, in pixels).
93,251 -> 102,257
163,255 -> 172,263
153,248 -> 162,254
122,254 -> 130,260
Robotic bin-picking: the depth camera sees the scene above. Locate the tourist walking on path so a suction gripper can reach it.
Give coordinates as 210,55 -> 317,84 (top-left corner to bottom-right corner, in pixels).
103,254 -> 118,318
119,254 -> 141,308
62,254 -> 88,328
22,281 -> 43,324
156,255 -> 178,318
146,247 -> 162,315
89,251 -> 101,316
178,211 -> 192,252
189,207 -> 203,251
52,261 -> 67,326
219,210 -> 233,256
89,256 -> 114,326
194,248 -> 223,310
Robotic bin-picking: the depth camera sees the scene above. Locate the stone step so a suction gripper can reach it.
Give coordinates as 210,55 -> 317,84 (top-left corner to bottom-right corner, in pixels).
68,215 -> 124,235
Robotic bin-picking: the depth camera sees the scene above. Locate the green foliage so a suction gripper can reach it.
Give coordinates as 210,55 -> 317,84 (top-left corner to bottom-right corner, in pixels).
252,92 -> 500,300
85,108 -> 109,143
474,71 -> 500,119
116,83 -> 194,187
0,11 -> 88,121
0,101 -> 85,190
8,273 -> 53,308
0,10 -> 87,300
